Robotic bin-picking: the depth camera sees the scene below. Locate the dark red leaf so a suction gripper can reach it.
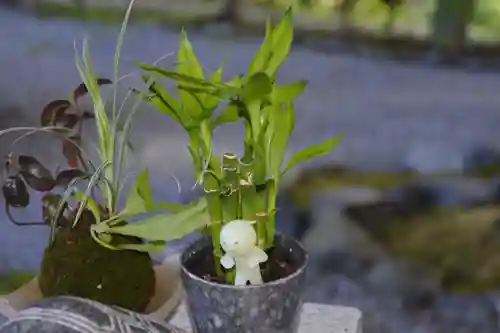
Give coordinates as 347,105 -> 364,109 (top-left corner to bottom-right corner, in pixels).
18,155 -> 55,192
82,111 -> 95,120
73,78 -> 112,101
2,175 -> 29,208
55,169 -> 87,188
41,100 -> 72,127
63,137 -> 81,169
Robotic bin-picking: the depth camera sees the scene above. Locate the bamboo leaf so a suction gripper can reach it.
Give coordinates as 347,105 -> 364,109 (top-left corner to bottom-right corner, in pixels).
267,103 -> 294,180
271,80 -> 307,105
177,30 -> 204,118
144,78 -> 182,122
177,29 -> 204,80
246,18 -> 274,78
243,72 -> 272,102
92,197 -> 209,241
137,63 -> 239,98
213,103 -> 239,126
202,59 -> 226,110
266,8 -> 294,77
281,134 -> 342,176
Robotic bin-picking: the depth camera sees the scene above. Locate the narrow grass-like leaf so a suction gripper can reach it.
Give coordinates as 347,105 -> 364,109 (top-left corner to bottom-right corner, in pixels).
72,191 -> 101,222
75,40 -> 115,210
112,0 -> 135,122
72,161 -> 110,227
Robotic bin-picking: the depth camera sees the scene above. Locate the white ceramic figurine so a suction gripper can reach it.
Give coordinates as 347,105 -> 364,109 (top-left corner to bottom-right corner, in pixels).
220,220 -> 268,286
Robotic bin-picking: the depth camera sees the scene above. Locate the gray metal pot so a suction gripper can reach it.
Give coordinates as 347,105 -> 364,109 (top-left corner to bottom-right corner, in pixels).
180,233 -> 308,333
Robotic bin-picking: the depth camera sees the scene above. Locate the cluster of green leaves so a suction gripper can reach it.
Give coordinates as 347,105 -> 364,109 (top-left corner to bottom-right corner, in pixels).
58,0 -> 212,252
92,7 -> 342,268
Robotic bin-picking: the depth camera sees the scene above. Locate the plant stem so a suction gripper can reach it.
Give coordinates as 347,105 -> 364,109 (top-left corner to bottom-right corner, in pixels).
221,153 -> 240,283
265,178 -> 277,249
203,171 -> 223,277
239,159 -> 267,249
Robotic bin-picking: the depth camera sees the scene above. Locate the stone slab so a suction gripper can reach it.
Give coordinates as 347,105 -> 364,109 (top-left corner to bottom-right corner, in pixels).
169,302 -> 363,333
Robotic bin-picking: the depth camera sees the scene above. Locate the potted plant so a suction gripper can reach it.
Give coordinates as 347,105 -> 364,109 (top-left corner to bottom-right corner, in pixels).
90,8 -> 342,333
0,0 -> 182,320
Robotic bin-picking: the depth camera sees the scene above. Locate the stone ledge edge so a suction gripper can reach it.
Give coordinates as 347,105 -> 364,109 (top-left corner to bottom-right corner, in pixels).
168,302 -> 363,333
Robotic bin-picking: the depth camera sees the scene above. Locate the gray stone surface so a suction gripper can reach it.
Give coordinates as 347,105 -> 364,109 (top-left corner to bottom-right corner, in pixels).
169,302 -> 363,333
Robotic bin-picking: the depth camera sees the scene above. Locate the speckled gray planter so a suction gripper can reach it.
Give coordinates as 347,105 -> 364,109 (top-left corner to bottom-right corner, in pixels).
180,234 -> 308,333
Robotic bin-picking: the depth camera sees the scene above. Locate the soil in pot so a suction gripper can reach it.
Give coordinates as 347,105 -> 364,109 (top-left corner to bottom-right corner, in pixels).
183,236 -> 304,284
39,210 -> 155,312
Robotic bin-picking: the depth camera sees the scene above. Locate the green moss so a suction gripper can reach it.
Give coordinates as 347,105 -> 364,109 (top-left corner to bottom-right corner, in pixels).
284,165 -> 419,207
370,205 -> 500,293
468,162 -> 500,178
285,164 -> 500,293
0,271 -> 36,294
39,211 -> 155,312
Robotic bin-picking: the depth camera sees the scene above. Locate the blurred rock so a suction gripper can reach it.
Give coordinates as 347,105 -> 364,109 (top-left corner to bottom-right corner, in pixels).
301,188 -> 386,260
404,143 -> 464,173
365,259 -> 440,311
429,294 -> 499,333
463,146 -> 500,176
410,176 -> 497,207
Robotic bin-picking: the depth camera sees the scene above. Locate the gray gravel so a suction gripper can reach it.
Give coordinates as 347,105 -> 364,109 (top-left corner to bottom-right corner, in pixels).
1,7 -> 500,270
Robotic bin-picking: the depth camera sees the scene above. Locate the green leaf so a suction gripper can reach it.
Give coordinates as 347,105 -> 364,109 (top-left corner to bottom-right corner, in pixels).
247,18 -> 274,78
202,60 -> 226,110
92,197 -> 209,241
271,80 -> 307,104
154,200 -> 191,213
281,134 -> 342,176
137,63 -> 239,99
243,72 -> 273,102
213,103 -> 239,126
267,103 -> 294,180
142,76 -> 181,119
73,191 -> 101,223
120,169 -> 154,217
266,8 -> 294,77
75,41 -> 114,205
112,240 -> 166,252
177,30 -> 205,118
177,29 -> 204,80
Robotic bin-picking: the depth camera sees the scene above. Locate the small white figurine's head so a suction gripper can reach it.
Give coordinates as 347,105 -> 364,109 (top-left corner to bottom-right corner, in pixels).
220,220 -> 257,256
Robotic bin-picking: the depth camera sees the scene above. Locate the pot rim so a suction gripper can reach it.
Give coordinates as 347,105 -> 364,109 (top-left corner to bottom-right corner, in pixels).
180,233 -> 308,290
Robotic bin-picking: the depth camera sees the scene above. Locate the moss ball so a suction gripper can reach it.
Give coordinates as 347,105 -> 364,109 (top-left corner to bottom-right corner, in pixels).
39,212 -> 155,312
